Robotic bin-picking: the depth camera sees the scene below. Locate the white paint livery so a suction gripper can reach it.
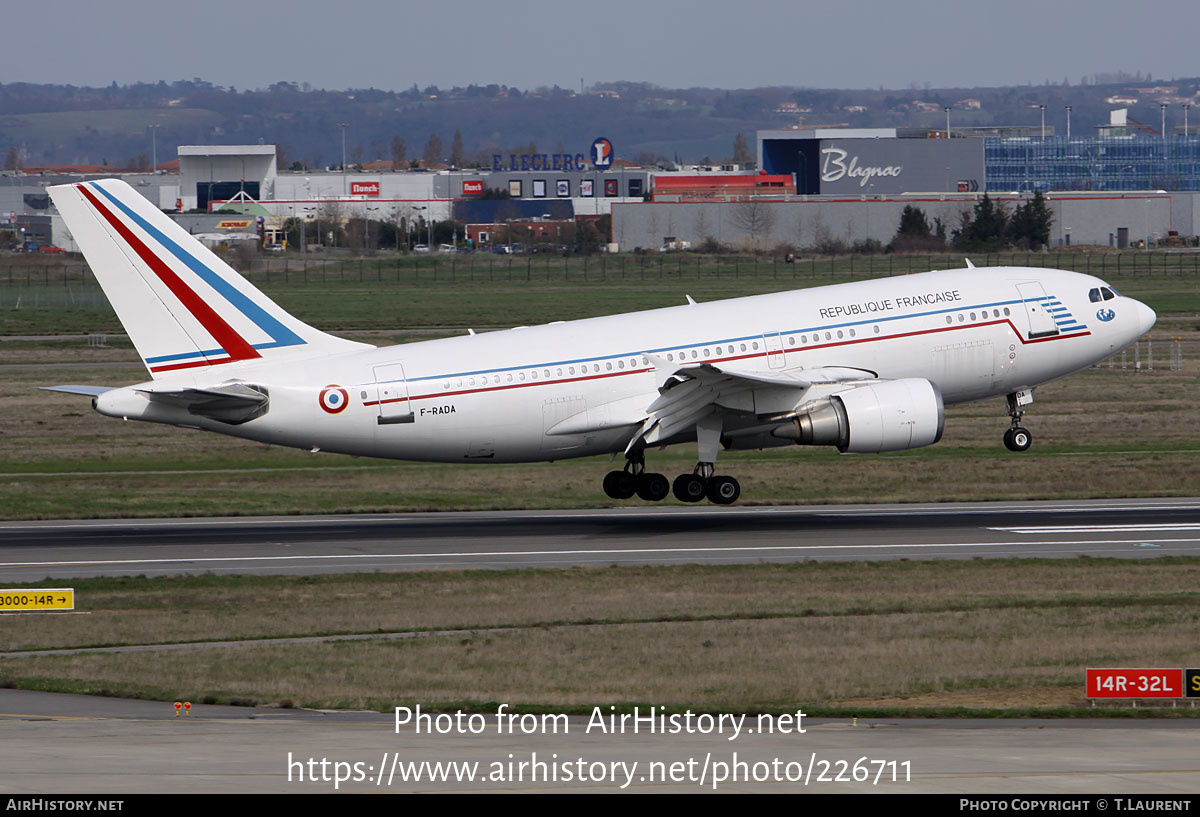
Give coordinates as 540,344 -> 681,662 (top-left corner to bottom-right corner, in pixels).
45,180 -> 1156,504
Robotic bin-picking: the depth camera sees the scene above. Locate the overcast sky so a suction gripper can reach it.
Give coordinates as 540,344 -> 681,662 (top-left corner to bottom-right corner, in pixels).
5,0 -> 1196,92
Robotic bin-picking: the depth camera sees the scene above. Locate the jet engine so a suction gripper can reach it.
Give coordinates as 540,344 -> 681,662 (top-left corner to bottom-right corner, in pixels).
772,378 -> 944,453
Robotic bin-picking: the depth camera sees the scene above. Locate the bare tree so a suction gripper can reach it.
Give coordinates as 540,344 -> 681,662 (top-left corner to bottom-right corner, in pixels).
391,136 -> 407,170
449,130 -> 466,167
423,133 -> 443,166
730,200 -> 777,250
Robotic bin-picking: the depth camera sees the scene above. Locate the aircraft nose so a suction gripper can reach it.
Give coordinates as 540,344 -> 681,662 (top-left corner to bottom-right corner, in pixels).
1133,299 -> 1157,336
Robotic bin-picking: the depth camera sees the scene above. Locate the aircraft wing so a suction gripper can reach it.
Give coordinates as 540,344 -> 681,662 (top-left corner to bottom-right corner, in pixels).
546,354 -> 880,451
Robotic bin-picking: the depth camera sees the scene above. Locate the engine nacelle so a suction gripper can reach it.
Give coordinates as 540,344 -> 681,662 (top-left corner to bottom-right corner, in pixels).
772,378 -> 945,453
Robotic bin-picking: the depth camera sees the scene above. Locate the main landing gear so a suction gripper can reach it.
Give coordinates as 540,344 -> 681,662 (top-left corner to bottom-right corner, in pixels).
672,463 -> 741,505
603,417 -> 741,505
602,452 -> 670,502
1003,391 -> 1033,452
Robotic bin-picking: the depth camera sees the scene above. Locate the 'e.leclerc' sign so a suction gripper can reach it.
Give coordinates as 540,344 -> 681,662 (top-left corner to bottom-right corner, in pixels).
492,138 -> 615,173
492,151 -> 590,172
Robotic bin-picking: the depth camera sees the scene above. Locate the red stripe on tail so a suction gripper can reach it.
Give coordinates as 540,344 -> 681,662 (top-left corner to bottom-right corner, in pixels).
76,184 -> 261,366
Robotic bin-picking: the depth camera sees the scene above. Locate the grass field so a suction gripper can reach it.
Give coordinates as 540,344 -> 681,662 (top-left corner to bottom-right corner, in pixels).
1,560 -> 1198,715
1,253 -> 1197,716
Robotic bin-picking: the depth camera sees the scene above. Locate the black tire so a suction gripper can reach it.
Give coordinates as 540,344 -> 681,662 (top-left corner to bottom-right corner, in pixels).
602,470 -> 636,499
1004,427 -> 1032,452
672,473 -> 707,503
706,475 -> 741,505
636,472 -> 670,502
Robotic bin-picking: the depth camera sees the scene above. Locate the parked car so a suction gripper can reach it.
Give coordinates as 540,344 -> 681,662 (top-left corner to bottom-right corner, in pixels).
412,244 -> 430,254
437,243 -> 456,254
38,245 -> 66,254
262,243 -> 285,253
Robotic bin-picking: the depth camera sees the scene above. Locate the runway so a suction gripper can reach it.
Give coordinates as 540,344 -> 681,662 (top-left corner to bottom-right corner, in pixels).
1,689 -> 1198,793
1,497 -> 1197,580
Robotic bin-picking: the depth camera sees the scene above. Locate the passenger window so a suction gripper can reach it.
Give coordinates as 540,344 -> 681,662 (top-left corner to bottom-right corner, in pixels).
800,335 -> 807,344
606,362 -> 612,371
849,329 -> 856,338
874,326 -> 880,334
837,330 -> 843,339
519,372 -> 525,381
703,348 -> 711,357
946,315 -> 953,325
970,312 -> 976,321
740,343 -> 747,352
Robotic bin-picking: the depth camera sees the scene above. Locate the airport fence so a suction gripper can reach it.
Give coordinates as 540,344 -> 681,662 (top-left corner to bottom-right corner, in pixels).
4,249 -> 1200,291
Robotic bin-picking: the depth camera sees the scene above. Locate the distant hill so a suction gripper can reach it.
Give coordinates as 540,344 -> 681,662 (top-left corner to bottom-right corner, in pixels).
2,74 -> 1197,170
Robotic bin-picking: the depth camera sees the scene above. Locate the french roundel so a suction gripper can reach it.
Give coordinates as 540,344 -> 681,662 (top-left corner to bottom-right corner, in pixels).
319,385 -> 349,414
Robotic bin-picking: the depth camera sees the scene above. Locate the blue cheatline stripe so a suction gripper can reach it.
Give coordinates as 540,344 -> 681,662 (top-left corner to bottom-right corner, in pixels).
401,296 -> 1058,385
89,183 -> 305,351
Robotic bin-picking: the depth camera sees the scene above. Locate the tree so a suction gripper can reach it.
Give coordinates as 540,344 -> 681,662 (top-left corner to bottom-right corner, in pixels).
732,131 -> 753,164
889,204 -> 945,252
5,145 -> 21,171
730,200 -> 777,250
1010,190 -> 1053,249
952,194 -> 1010,252
422,132 -> 443,166
391,136 -> 407,170
448,130 -> 466,168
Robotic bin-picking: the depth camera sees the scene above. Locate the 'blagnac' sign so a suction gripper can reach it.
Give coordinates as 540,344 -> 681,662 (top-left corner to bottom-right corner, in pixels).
812,138 -> 984,195
820,147 -> 902,188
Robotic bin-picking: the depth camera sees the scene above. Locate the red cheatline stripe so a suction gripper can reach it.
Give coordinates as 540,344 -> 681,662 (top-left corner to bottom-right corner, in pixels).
364,318 -> 1089,406
76,184 -> 260,367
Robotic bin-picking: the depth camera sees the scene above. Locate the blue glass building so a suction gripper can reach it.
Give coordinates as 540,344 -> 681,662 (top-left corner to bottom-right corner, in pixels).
985,136 -> 1200,192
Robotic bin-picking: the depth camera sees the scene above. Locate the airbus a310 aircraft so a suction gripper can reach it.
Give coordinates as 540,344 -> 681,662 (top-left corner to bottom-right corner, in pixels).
46,180 -> 1155,504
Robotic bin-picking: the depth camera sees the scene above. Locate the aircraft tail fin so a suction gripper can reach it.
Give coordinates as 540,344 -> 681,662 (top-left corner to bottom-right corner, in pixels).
49,179 -> 369,378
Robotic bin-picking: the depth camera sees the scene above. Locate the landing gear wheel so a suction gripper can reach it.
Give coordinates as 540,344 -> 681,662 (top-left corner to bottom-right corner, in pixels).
635,472 -> 670,502
672,473 -> 707,503
1003,427 -> 1032,452
706,475 -> 741,505
603,470 -> 636,499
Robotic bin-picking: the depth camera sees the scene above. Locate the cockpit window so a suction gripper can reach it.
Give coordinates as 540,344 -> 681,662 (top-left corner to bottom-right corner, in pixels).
1100,287 -> 1116,301
1088,287 -> 1103,302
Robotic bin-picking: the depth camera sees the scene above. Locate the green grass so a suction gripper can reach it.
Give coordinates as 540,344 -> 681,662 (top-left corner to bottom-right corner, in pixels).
3,251 -> 1200,337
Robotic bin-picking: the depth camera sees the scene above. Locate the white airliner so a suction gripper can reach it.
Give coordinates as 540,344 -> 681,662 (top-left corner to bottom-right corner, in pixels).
46,180 -> 1155,504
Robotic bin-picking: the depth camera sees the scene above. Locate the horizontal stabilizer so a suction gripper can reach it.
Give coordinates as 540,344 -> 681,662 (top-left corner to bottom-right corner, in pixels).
39,385 -> 113,397
135,383 -> 269,425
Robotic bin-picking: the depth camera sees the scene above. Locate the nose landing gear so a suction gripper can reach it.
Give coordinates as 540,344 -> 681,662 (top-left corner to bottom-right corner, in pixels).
1003,391 -> 1033,452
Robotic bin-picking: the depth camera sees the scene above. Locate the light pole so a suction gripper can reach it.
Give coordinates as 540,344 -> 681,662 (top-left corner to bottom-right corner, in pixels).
1038,105 -> 1046,138
1184,103 -> 1191,137
1064,106 -> 1072,140
1161,103 -> 1168,148
944,106 -> 951,139
337,123 -> 349,196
